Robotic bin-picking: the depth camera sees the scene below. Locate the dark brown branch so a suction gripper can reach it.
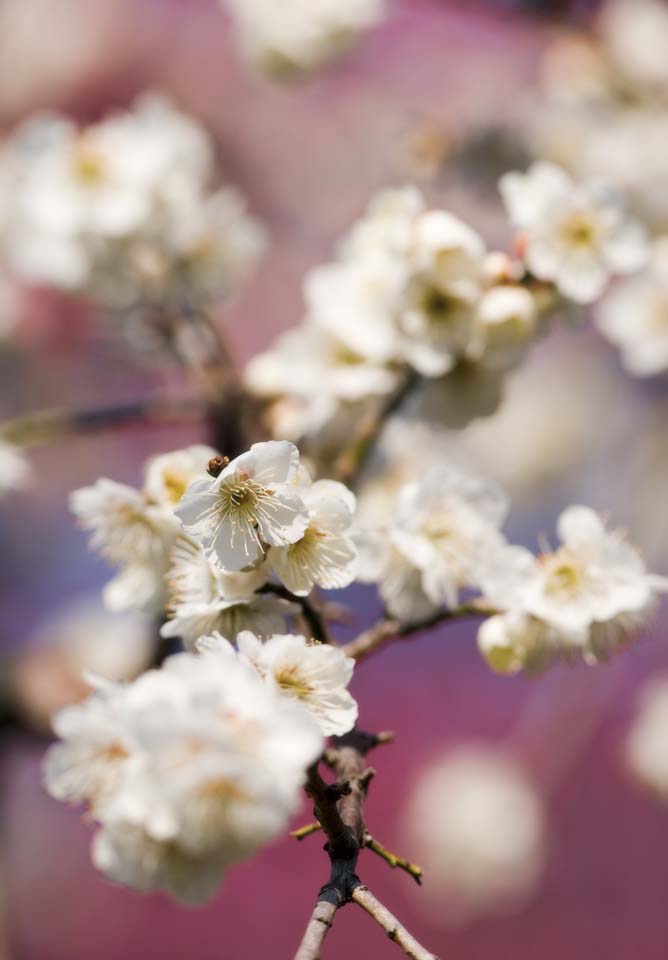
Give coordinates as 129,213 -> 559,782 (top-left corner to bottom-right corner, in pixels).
0,395 -> 204,446
352,886 -> 439,960
259,583 -> 332,644
341,602 -> 495,663
333,369 -> 421,488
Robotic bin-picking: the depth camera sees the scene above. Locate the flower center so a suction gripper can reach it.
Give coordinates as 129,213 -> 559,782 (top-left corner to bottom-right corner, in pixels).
542,551 -> 584,596
275,665 -> 313,701
162,470 -> 189,505
71,139 -> 106,185
561,211 -> 598,249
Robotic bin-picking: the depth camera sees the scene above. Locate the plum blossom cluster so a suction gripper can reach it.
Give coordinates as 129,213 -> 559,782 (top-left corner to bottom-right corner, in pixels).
44,649 -> 323,903
0,94 -> 265,307
247,169 -> 647,449
221,0 -> 386,77
70,444 -> 218,615
478,506 -> 668,674
71,440 -> 359,653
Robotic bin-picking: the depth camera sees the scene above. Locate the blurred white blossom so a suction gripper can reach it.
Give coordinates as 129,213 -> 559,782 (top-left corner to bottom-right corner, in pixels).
44,649 -> 322,903
357,464 -> 509,621
0,94 -> 265,307
500,162 -> 647,303
0,439 -> 31,496
405,745 -> 545,925
71,445 -> 214,614
478,506 -> 668,673
626,675 -> 668,801
595,238 -> 668,376
222,0 -> 385,76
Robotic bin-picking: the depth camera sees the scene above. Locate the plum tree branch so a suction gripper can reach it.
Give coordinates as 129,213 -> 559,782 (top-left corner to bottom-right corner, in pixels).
351,886 -> 439,960
259,583 -> 332,644
340,601 -> 496,663
0,394 -> 204,446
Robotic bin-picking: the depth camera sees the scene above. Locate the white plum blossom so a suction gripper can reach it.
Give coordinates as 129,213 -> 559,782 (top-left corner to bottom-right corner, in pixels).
70,478 -> 178,614
269,480 -> 357,596
175,441 -> 310,573
222,0 -> 386,76
0,94 -> 265,306
595,238 -> 668,376
161,537 -> 295,649
0,439 -> 31,497
405,745 -> 545,925
144,444 -> 218,510
199,630 -> 358,736
44,650 -> 322,903
357,465 -> 509,621
478,506 -> 668,674
600,0 -> 668,92
625,675 -> 668,801
500,162 -> 648,303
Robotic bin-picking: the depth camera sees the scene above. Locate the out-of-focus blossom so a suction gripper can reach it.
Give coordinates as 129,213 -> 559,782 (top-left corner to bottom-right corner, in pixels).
357,464 -> 509,621
222,0 -> 385,76
160,538 -> 294,649
44,650 -> 322,903
0,95 -> 265,308
199,630 -> 358,736
247,186 -> 539,443
599,0 -> 668,93
626,675 -> 668,801
478,506 -> 668,674
405,745 -> 545,925
500,162 -> 647,304
595,238 -> 668,376
175,441 -> 310,574
0,439 -> 31,497
70,445 -> 215,615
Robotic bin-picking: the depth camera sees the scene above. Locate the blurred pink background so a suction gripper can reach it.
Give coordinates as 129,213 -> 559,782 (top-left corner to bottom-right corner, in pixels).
2,1 -> 668,958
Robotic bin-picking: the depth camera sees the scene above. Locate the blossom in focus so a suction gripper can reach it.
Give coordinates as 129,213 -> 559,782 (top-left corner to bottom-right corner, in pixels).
175,440 -> 310,573
478,506 -> 668,674
161,537 -> 295,649
625,675 -> 668,801
404,745 -> 545,925
44,650 -> 322,903
595,238 -> 668,376
222,0 -> 385,76
199,630 -> 358,736
357,464 -> 509,621
500,162 -> 647,303
269,479 -> 357,596
0,439 -> 31,496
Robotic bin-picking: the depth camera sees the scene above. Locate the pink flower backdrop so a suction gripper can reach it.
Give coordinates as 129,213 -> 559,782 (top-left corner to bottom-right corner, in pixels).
1,1 -> 668,958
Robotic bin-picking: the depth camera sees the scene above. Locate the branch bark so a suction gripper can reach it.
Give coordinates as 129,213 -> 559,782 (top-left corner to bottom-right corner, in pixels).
260,583 -> 332,645
352,886 -> 439,960
293,900 -> 338,960
0,395 -> 203,446
341,602 -> 494,663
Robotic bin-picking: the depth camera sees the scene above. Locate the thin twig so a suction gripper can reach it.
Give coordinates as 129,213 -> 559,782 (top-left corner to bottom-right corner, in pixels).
0,395 -> 204,446
341,602 -> 495,663
260,583 -> 332,644
333,369 -> 421,488
352,886 -> 439,960
293,900 -> 338,960
363,833 -> 423,885
291,822 -> 322,841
